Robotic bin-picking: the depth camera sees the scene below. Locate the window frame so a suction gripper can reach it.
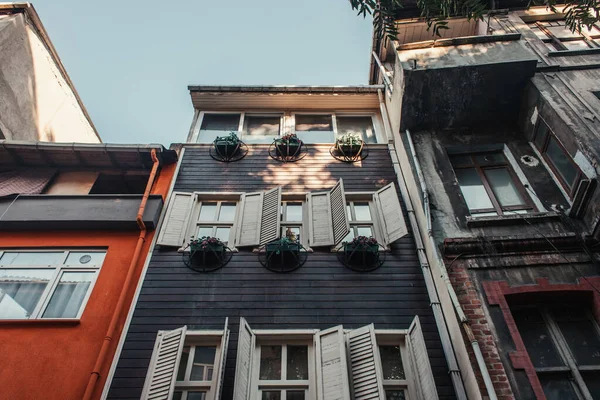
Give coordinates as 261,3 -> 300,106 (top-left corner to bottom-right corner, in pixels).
449,150 -> 536,217
251,332 -> 317,400
183,193 -> 243,248
376,332 -> 411,400
291,112 -> 379,144
0,249 -> 105,320
533,118 -> 584,198
193,200 -> 239,245
526,19 -> 600,52
342,196 -> 383,246
511,304 -> 600,400
174,331 -> 225,400
280,196 -> 307,247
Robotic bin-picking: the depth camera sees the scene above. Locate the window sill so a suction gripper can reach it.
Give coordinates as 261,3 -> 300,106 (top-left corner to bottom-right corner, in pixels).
0,319 -> 80,326
466,211 -> 561,227
548,48 -> 600,57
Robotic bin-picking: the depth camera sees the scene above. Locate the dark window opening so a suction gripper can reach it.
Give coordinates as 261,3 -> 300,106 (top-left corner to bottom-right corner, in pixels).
89,173 -> 149,194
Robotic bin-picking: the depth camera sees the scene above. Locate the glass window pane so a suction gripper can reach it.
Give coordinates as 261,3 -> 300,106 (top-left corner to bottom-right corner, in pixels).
535,121 -> 549,149
190,346 -> 216,381
287,345 -> 308,380
582,372 -> 600,399
483,168 -> 527,208
244,116 -> 280,143
218,203 -> 236,222
197,226 -> 213,238
385,390 -> 406,400
173,391 -> 183,400
530,24 -> 550,40
285,203 -> 303,222
177,346 -> 191,381
546,136 -> 579,188
336,116 -> 376,143
260,345 -> 282,380
64,252 -> 106,266
547,22 -> 581,39
187,392 -> 207,400
379,346 -> 405,380
342,229 -> 354,243
198,114 -> 240,143
563,39 -> 592,50
449,154 -> 473,166
454,168 -> 495,211
42,271 -> 94,318
262,392 -> 282,400
0,269 -> 54,319
199,203 -> 217,221
282,227 -> 301,242
474,153 -> 505,165
512,308 -> 565,368
356,226 -> 373,237
353,203 -> 371,221
552,307 -> 600,366
286,391 -> 305,400
539,374 -> 579,400
346,204 -> 353,221
295,115 -> 334,143
215,227 -> 231,244
0,252 -> 64,265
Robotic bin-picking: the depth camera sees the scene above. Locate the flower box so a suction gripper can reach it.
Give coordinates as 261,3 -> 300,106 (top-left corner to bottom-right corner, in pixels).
214,132 -> 240,158
343,236 -> 380,270
336,142 -> 363,157
275,140 -> 302,157
188,237 -> 225,266
264,239 -> 302,272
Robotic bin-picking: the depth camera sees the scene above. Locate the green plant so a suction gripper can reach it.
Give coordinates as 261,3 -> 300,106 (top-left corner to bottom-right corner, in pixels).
189,236 -> 224,249
344,235 -> 379,248
336,133 -> 363,147
214,131 -> 239,145
276,133 -> 302,144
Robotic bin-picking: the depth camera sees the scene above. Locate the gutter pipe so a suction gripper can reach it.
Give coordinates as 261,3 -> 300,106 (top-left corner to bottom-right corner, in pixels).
405,130 -> 498,400
82,149 -> 160,400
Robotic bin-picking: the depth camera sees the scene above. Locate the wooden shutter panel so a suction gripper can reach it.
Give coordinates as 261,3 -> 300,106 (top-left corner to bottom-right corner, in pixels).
406,316 -> 438,400
330,179 -> 350,245
259,187 -> 282,244
308,190 -> 334,246
157,192 -> 194,247
141,326 -> 187,400
374,183 -> 407,246
215,318 -> 230,400
236,192 -> 264,247
315,326 -> 351,400
346,324 -> 385,400
233,317 -> 255,400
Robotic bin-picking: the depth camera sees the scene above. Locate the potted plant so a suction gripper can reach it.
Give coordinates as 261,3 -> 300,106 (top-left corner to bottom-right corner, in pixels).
274,133 -> 303,157
335,133 -> 364,157
343,236 -> 380,268
214,132 -> 240,158
188,236 -> 225,265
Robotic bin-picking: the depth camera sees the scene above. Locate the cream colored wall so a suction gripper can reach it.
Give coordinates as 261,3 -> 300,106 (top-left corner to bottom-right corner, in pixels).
44,171 -> 99,195
0,13 -> 99,143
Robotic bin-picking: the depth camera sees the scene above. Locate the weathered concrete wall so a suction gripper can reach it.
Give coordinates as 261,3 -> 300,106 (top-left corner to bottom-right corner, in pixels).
0,13 -> 99,142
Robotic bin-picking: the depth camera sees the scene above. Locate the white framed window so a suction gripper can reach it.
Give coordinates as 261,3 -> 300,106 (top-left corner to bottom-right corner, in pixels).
192,112 -> 381,144
142,320 -> 230,400
527,19 -> 600,51
342,200 -> 379,243
0,249 -> 106,319
193,200 -> 238,245
281,199 -> 305,246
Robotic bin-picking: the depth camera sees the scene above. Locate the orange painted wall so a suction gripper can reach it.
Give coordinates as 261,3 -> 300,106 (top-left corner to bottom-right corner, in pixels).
0,162 -> 176,400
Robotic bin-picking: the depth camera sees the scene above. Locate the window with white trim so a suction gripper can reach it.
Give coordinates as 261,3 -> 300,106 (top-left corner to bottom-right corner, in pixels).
281,200 -> 305,245
194,201 -> 238,245
0,249 -> 106,319
342,200 -> 378,243
193,112 -> 380,144
378,337 -> 409,400
527,19 -> 600,51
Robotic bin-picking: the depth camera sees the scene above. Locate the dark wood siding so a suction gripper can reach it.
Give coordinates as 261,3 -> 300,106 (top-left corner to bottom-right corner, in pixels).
108,145 -> 456,400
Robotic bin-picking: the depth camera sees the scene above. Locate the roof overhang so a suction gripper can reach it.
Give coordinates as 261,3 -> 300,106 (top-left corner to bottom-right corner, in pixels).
188,85 -> 385,110
0,141 -> 178,169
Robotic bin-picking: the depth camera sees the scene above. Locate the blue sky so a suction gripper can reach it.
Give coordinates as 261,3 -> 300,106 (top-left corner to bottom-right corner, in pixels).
34,1 -> 374,145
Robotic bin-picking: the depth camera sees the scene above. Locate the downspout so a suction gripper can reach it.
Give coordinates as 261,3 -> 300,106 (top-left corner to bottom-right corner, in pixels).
405,130 -> 498,400
82,149 -> 160,400
376,90 -> 468,400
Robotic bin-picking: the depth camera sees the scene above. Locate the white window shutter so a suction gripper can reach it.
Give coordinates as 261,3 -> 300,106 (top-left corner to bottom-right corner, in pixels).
315,326 -> 351,400
330,179 -> 350,245
236,192 -> 264,247
259,187 -> 282,244
141,326 -> 187,400
157,192 -> 195,247
374,183 -> 407,246
215,318 -> 230,400
233,317 -> 255,400
308,191 -> 334,246
346,324 -> 385,400
406,316 -> 439,400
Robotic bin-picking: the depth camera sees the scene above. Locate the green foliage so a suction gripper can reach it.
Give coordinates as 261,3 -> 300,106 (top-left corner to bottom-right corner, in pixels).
336,133 -> 363,146
349,0 -> 600,41
214,131 -> 239,145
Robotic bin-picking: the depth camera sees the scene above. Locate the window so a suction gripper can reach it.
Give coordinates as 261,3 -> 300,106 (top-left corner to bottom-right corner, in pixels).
528,20 -> 600,51
142,322 -> 229,400
342,201 -> 377,243
0,250 -> 106,319
281,200 -> 304,244
193,112 -> 379,144
450,151 -> 534,217
255,341 -> 313,399
511,304 -> 600,400
194,201 -> 237,245
533,119 -> 583,197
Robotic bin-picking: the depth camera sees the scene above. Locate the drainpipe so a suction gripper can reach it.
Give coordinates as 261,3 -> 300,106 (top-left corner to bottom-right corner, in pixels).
405,130 -> 498,400
82,149 -> 160,400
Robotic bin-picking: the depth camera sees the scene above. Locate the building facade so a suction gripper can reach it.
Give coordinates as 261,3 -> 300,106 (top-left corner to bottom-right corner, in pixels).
0,3 -> 100,143
0,141 -> 177,399
371,4 -> 600,400
104,86 -> 472,400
